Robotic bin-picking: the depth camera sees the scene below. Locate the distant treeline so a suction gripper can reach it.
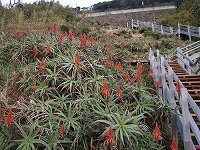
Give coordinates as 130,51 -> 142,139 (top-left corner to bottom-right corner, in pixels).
93,0 -> 175,11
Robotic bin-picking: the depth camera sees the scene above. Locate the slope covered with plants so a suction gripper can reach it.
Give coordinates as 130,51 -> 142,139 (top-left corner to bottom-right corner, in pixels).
0,2 -> 188,150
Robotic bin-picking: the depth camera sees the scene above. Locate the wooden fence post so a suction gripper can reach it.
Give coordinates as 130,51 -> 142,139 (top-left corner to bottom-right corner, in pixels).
187,25 -> 191,41
152,23 -> 154,32
161,57 -> 167,99
199,27 -> 200,38
178,23 -> 181,39
153,57 -> 157,84
161,25 -> 164,34
127,22 -> 129,28
177,47 -> 184,68
181,88 -> 194,150
137,20 -> 139,27
179,48 -> 184,69
157,50 -> 162,96
131,19 -> 133,29
170,26 -> 173,34
168,67 -> 178,144
186,51 -> 191,74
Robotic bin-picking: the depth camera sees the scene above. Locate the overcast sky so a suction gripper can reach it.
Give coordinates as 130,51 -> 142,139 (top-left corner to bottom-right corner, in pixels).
2,0 -> 112,8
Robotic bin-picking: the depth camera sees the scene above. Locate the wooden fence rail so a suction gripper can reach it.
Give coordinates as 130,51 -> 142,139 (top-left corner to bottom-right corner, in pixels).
127,19 -> 200,41
149,48 -> 200,150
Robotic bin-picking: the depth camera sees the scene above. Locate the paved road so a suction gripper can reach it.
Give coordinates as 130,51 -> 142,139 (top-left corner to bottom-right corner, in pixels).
84,5 -> 176,17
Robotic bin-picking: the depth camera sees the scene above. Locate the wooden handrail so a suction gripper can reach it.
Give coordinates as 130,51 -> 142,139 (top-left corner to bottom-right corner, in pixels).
149,49 -> 200,149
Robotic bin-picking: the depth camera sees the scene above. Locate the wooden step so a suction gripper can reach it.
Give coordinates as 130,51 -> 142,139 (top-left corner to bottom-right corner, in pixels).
194,145 -> 200,150
184,85 -> 200,89
175,73 -> 188,75
190,94 -> 200,98
167,81 -> 200,85
177,74 -> 200,78
175,100 -> 200,102
187,90 -> 200,94
179,78 -> 200,81
168,62 -> 179,63
178,106 -> 200,110
174,70 -> 187,73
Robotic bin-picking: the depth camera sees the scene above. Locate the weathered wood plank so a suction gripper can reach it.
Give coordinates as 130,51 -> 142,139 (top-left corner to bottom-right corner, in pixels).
181,88 -> 195,150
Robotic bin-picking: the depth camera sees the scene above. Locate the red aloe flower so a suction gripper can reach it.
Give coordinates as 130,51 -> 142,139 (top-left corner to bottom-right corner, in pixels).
89,36 -> 95,45
125,70 -> 130,82
176,81 -> 182,98
127,54 -> 130,61
40,58 -> 46,73
128,62 -> 132,68
14,29 -> 18,37
152,122 -> 162,144
45,26 -> 48,35
46,46 -> 50,55
60,121 -> 66,135
115,54 -> 118,60
6,106 -> 14,127
26,27 -> 29,33
101,78 -> 110,99
53,22 -> 56,29
58,36 -> 62,44
5,33 -> 8,38
120,43 -> 124,49
90,137 -> 94,150
117,62 -> 122,72
68,29 -> 73,42
130,46 -> 132,52
137,58 -> 144,71
33,82 -> 36,93
108,43 -> 112,55
170,137 -> 178,150
107,123 -> 116,147
76,54 -> 82,65
34,47 -> 38,58
116,85 -> 122,98
148,67 -> 154,78
136,70 -> 142,83
36,25 -> 40,30
155,80 -> 160,88
106,57 -> 111,67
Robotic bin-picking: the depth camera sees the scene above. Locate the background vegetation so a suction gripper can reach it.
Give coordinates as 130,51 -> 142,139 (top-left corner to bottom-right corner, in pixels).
0,0 -> 193,149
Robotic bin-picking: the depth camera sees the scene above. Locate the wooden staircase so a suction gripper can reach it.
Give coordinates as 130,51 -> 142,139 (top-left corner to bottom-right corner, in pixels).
168,62 -> 200,150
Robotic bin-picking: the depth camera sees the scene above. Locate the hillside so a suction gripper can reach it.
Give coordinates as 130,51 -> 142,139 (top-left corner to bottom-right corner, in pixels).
0,1 -> 193,150
92,0 -> 175,11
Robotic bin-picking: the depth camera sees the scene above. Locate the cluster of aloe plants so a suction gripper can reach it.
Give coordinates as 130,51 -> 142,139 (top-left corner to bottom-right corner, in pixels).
0,17 -> 177,150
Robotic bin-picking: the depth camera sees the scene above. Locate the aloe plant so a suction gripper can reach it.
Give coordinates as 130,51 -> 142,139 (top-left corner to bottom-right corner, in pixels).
5,122 -> 51,150
95,112 -> 144,147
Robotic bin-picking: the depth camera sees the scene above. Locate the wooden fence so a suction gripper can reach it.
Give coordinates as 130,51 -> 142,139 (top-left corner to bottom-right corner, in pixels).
127,19 -> 200,41
149,49 -> 200,149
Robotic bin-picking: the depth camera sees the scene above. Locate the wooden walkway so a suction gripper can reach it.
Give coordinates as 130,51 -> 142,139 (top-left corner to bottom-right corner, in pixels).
149,47 -> 200,150
127,20 -> 200,40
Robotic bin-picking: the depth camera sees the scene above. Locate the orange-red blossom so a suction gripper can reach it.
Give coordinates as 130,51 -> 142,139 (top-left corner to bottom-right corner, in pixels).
176,81 -> 182,98
116,85 -> 122,98
101,78 -> 110,99
170,137 -> 178,150
152,122 -> 162,144
40,58 -> 46,73
155,80 -> 160,88
60,121 -> 66,135
106,123 -> 116,148
6,106 -> 14,127
125,70 -> 130,82
76,54 -> 82,66
148,67 -> 154,78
